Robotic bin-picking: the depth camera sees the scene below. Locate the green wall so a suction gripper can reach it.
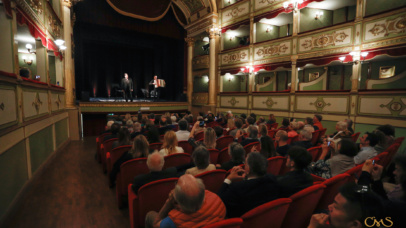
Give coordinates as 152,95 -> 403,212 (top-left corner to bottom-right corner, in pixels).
328,65 -> 352,90
279,24 -> 292,37
355,123 -> 406,155
360,57 -> 406,89
277,71 -> 290,91
18,53 -> 37,77
193,39 -> 209,57
55,119 -> 68,148
303,67 -> 325,83
222,74 -> 245,92
193,76 -> 209,92
333,6 -> 356,24
300,8 -> 333,33
256,72 -> 276,91
365,0 -> 406,16
49,55 -> 56,85
29,126 -> 54,174
256,23 -> 279,43
0,141 -> 28,219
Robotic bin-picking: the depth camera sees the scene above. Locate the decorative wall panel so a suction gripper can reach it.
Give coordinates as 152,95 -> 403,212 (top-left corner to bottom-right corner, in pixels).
0,86 -> 17,128
295,96 -> 349,114
51,93 -> 65,112
23,90 -> 49,120
222,1 -> 250,25
298,27 -> 353,53
364,13 -> 406,42
254,40 -> 292,61
359,96 -> 406,117
192,92 -> 208,105
220,95 -> 248,109
221,49 -> 249,65
254,0 -> 283,11
192,55 -> 209,70
252,95 -> 290,111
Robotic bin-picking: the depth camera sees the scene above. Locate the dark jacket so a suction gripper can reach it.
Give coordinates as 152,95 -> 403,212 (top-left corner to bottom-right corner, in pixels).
276,144 -> 291,157
240,138 -> 259,147
291,140 -> 313,149
218,160 -> 244,171
277,170 -> 313,198
131,167 -> 178,193
218,174 -> 279,218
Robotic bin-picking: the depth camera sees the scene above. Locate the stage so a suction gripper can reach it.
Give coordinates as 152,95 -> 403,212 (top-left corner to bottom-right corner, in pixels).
79,97 -> 188,113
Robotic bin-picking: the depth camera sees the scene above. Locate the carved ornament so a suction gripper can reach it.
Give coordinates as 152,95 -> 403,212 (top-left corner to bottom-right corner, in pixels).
192,93 -> 208,105
32,92 -> 43,114
193,55 -> 209,70
48,15 -> 61,37
228,97 -> 240,107
256,43 -> 289,58
368,15 -> 406,37
301,32 -> 349,50
222,51 -> 248,64
185,37 -> 196,47
28,0 -> 42,15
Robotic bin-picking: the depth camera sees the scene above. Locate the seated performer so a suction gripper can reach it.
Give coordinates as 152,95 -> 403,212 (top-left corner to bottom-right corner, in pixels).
121,73 -> 133,102
149,75 -> 161,100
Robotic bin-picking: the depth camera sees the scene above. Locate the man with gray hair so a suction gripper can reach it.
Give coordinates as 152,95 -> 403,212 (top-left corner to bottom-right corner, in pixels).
237,125 -> 260,147
291,128 -> 313,149
131,152 -> 177,194
145,174 -> 226,228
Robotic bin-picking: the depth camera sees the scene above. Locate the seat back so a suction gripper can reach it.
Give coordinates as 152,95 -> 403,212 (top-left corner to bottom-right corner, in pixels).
208,149 -> 220,164
195,131 -> 205,141
270,123 -> 278,129
319,128 -> 327,138
394,136 -> 405,145
241,198 -> 292,228
107,145 -> 132,174
345,164 -> 363,181
203,218 -> 243,228
149,142 -> 163,151
310,174 -> 326,183
373,152 -> 389,167
135,178 -> 178,228
216,136 -> 234,150
267,130 -> 277,138
279,157 -> 289,175
307,146 -> 322,162
243,142 -> 260,157
116,158 -> 148,208
96,132 -> 111,162
195,170 -> 227,193
172,125 -> 179,132
311,130 -> 320,146
316,173 -> 351,211
163,153 -> 191,170
217,147 -> 231,165
282,184 -> 325,228
385,143 -> 401,167
287,135 -> 299,144
159,134 -> 165,142
351,132 -> 361,142
101,138 -> 118,172
178,140 -> 193,154
266,124 -> 272,130
267,156 -> 285,176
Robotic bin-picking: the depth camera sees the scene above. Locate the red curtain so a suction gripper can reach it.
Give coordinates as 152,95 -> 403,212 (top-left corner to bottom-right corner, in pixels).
16,8 -> 63,60
221,19 -> 250,33
220,68 -> 242,75
257,62 -> 292,71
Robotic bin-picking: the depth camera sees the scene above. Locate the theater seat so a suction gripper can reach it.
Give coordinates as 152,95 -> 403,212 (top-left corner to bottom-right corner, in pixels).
149,142 -> 163,151
307,146 -> 322,162
116,158 -> 148,208
128,178 -> 178,228
345,164 -> 363,182
209,149 -> 220,164
195,170 -> 227,193
282,184 -> 326,228
96,132 -> 111,162
203,218 -> 243,228
351,132 -> 361,142
195,131 -> 204,141
178,140 -> 193,154
267,156 -> 285,176
101,138 -> 118,173
243,142 -> 260,157
241,198 -> 292,228
163,153 -> 191,170
216,136 -> 234,150
217,147 -> 231,165
106,145 -> 132,177
316,173 -> 351,211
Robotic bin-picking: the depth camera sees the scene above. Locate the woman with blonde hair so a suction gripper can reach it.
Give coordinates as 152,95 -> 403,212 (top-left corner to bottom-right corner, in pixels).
159,130 -> 184,156
109,135 -> 149,186
226,118 -> 236,132
188,121 -> 217,149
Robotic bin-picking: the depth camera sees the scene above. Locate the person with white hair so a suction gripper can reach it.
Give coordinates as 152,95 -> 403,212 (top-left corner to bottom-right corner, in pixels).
291,128 -> 313,149
329,121 -> 352,141
131,152 -> 177,194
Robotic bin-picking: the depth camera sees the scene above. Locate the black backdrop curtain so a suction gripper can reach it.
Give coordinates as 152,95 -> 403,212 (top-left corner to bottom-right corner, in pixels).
74,11 -> 185,101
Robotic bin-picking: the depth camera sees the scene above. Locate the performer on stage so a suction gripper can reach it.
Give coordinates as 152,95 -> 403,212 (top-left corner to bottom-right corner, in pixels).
149,75 -> 161,100
121,73 -> 133,102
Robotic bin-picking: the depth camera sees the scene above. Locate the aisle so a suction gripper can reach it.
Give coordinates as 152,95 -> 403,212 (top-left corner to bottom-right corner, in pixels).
4,137 -> 130,228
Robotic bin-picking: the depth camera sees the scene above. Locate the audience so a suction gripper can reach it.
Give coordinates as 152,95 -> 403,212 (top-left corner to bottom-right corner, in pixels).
126,119 -> 134,133
130,122 -> 142,139
345,118 -> 354,134
214,126 -> 224,139
146,125 -> 161,144
238,125 -> 260,147
287,121 -> 299,137
131,152 -> 177,193
101,120 -> 115,134
109,135 -> 150,186
330,121 -> 352,141
189,122 -> 217,149
291,128 -> 313,149
258,124 -> 268,138
278,146 -> 313,197
217,142 -> 245,171
256,135 -> 276,158
243,116 -> 257,132
104,123 -> 120,141
185,146 -> 216,176
354,132 -> 378,165
112,127 -> 131,149
376,124 -> 396,150
304,117 -> 316,132
313,114 -> 323,130
275,130 -> 290,156
175,119 -> 189,141
159,131 -> 184,156
310,139 -> 357,179
225,118 -> 235,132
229,118 -> 244,137
267,114 -> 276,125
278,118 -> 290,131
218,152 -> 279,218
145,174 -> 226,228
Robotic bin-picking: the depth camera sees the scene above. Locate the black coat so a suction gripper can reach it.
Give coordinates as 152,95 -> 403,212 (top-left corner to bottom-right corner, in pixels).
277,170 -> 313,198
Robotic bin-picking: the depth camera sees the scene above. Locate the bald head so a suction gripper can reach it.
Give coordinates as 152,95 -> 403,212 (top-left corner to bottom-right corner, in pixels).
174,174 -> 205,214
147,152 -> 164,172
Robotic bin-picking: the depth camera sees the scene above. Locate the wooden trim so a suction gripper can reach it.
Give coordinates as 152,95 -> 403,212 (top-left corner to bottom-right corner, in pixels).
340,65 -> 345,90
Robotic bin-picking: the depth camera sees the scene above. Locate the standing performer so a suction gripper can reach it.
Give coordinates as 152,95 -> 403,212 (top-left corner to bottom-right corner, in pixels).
149,75 -> 160,100
121,73 -> 133,102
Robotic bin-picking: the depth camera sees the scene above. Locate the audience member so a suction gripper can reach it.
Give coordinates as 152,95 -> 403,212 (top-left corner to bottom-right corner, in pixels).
297,121 -> 305,133
214,126 -> 224,139
313,114 -> 323,130
185,146 -> 216,176
253,135 -> 276,158
126,120 -> 134,133
218,152 -> 279,218
238,125 -> 259,147
146,125 -> 161,144
376,124 -> 396,150
310,139 -> 357,179
158,117 -> 172,135
130,122 -> 142,139
109,135 -> 150,186
291,128 -> 313,149
258,124 -> 268,138
288,122 -> 299,137
145,174 -> 226,228
304,117 -> 317,132
275,130 -> 290,156
112,127 -> 131,149
267,114 -> 276,125
229,118 -> 244,137
101,120 -> 115,134
308,183 -> 384,228
345,118 -> 354,134
217,142 -> 245,171
373,130 -> 388,154
104,123 -> 120,142
354,132 -> 378,165
243,116 -> 256,132
278,118 -> 290,131
131,152 -> 177,193
188,121 -> 217,149
175,119 -> 189,141
278,146 -> 313,197
256,116 -> 265,125
159,131 -> 184,156
330,121 -> 352,141
226,118 -> 235,132
193,116 -> 205,136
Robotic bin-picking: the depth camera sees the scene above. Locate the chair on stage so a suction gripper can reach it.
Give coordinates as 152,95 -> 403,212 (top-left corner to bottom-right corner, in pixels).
111,83 -> 125,101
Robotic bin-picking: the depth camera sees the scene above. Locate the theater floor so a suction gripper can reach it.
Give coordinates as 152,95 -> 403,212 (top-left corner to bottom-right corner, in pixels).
3,137 -> 130,228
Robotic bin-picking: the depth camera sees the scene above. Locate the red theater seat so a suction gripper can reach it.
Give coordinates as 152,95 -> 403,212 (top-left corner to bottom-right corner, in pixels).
217,147 -> 231,165
195,170 -> 227,193
243,142 -> 260,157
149,142 -> 163,151
101,138 -> 118,173
209,149 -> 220,164
267,156 -> 285,176
163,153 -> 191,170
106,145 -> 132,176
307,146 -> 322,162
216,136 -> 234,150
178,140 -> 193,154
203,218 -> 243,228
316,173 -> 351,211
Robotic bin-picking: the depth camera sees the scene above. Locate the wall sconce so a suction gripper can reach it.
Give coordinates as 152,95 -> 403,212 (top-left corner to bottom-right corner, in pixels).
266,26 -> 272,33
315,11 -> 323,20
55,39 -> 65,46
227,0 -> 231,4
204,76 -> 209,83
26,43 -> 36,54
225,73 -> 233,82
229,36 -> 235,41
283,0 -> 304,12
23,55 -> 34,65
208,25 -> 222,37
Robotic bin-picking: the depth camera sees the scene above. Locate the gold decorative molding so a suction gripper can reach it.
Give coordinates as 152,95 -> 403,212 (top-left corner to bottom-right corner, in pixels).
255,43 -> 289,59
368,15 -> 406,37
32,92 -> 43,114
185,37 -> 196,47
28,0 -> 42,15
228,97 -> 239,107
193,55 -> 210,70
225,7 -> 246,18
48,15 -> 61,38
301,32 -> 349,50
222,50 -> 249,65
192,93 -> 208,105
55,95 -> 62,109
262,97 -> 277,108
